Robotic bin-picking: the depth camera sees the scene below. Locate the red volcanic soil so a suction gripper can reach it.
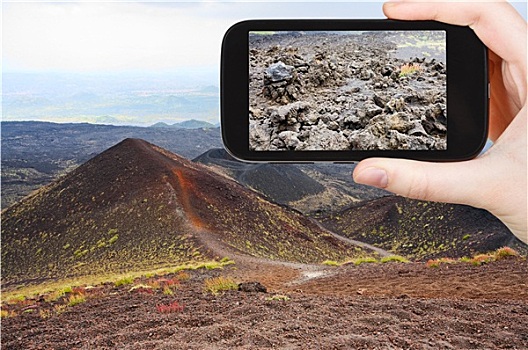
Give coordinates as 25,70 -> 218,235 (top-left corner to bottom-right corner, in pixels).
3,258 -> 527,350
3,138 -> 527,349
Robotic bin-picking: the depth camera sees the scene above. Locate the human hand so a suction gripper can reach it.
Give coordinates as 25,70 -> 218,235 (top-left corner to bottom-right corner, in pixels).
353,0 -> 527,243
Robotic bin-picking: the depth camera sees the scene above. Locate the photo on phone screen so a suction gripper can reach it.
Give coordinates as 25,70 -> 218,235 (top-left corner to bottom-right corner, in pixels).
248,30 -> 447,151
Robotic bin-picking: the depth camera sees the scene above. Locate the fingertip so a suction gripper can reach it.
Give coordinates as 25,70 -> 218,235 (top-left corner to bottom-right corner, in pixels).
353,158 -> 382,177
382,1 -> 403,18
355,158 -> 438,201
353,166 -> 389,189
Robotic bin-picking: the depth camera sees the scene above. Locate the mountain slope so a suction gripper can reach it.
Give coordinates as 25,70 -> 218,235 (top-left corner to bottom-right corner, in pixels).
2,139 -> 365,286
1,121 -> 222,208
320,196 -> 527,260
193,148 -> 389,215
193,148 -> 325,203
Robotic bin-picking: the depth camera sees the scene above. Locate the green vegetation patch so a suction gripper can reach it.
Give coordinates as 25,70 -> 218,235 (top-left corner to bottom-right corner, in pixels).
2,258 -> 235,304
67,294 -> 86,307
322,256 -> 381,267
351,257 -> 379,265
380,255 -> 410,263
204,276 -> 238,295
1,258 -> 236,320
114,276 -> 135,287
426,247 -> 523,268
266,294 -> 290,302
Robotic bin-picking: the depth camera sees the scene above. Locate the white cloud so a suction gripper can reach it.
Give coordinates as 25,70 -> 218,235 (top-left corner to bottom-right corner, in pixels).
2,1 -> 385,72
2,2 -> 233,71
3,1 -> 525,73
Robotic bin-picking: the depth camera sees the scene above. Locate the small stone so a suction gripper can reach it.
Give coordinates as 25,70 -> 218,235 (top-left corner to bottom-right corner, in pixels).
408,121 -> 428,136
381,65 -> 393,76
360,69 -> 374,80
328,121 -> 340,131
366,106 -> 383,118
238,282 -> 267,293
278,131 -> 301,149
265,61 -> 295,83
373,94 -> 387,108
386,97 -> 406,112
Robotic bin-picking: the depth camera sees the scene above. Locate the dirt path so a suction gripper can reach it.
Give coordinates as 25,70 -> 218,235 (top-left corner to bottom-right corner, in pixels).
312,219 -> 391,257
188,213 -> 394,290
154,140 -> 393,290
192,226 -> 332,290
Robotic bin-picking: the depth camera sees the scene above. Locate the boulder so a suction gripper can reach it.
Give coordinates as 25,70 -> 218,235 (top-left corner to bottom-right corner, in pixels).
238,282 -> 267,293
278,131 -> 301,149
265,62 -> 295,83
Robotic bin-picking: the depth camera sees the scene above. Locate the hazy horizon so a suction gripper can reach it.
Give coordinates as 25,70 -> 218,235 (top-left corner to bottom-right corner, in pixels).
2,70 -> 221,126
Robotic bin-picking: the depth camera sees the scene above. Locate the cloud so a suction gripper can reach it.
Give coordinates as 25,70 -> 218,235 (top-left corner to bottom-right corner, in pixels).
4,1 -> 524,73
2,1 -> 385,72
3,2 -> 228,71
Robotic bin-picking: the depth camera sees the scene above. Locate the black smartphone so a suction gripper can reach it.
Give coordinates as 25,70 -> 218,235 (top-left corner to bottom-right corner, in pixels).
221,19 -> 488,162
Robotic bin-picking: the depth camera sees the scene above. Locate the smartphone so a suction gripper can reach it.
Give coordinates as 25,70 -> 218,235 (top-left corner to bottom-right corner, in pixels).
221,19 -> 488,162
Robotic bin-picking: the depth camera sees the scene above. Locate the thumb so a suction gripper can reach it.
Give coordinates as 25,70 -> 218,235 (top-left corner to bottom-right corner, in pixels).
352,157 -> 489,208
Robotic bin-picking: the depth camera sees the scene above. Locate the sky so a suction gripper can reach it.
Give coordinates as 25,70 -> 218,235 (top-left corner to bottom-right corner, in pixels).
2,1 -> 526,73
2,1 -> 391,73
3,1 -> 526,74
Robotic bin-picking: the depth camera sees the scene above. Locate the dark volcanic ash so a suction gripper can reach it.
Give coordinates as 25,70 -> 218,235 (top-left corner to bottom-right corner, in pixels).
249,31 -> 447,151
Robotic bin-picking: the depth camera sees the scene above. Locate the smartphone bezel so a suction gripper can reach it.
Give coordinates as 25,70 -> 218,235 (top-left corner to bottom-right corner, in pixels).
221,19 -> 488,162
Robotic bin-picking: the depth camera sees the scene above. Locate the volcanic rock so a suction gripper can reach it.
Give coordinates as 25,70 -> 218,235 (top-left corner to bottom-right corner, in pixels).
238,282 -> 267,293
249,31 -> 448,151
265,62 -> 295,83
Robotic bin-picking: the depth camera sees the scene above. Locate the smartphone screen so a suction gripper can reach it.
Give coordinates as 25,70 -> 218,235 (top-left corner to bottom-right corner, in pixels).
248,30 -> 447,151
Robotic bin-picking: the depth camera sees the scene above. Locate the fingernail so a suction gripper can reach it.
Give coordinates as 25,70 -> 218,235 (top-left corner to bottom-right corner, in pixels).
354,167 -> 389,189
384,0 -> 405,5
